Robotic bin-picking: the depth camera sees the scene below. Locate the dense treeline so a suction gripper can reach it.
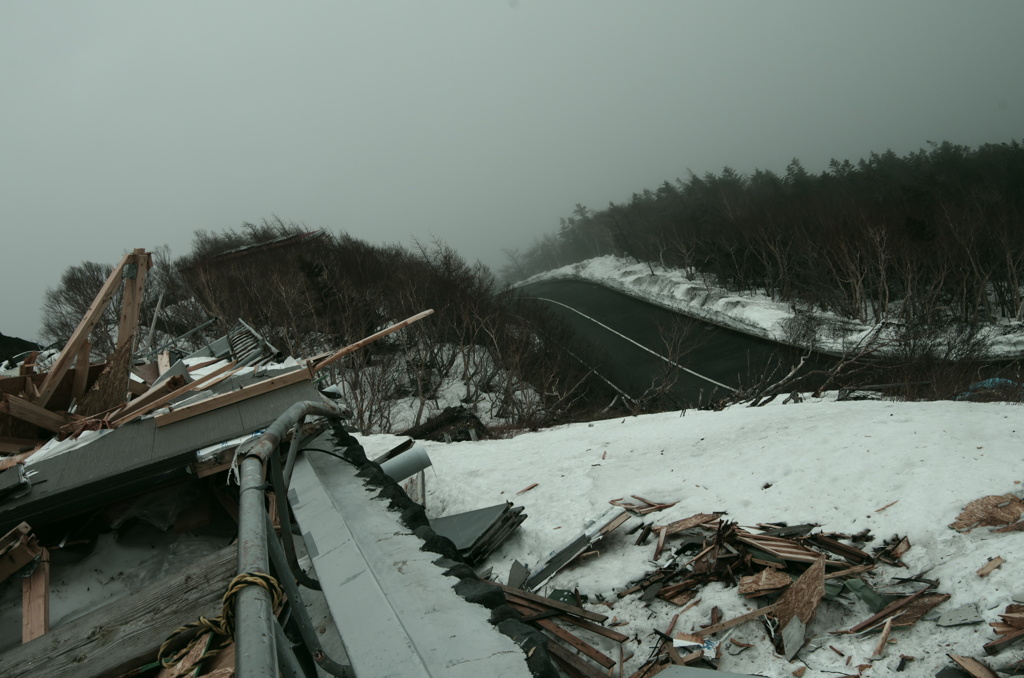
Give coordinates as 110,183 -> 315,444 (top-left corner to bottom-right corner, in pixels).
42,221 -> 614,432
505,141 -> 1024,327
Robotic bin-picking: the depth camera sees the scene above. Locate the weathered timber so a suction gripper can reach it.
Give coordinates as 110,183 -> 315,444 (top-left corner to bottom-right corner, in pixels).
22,547 -> 49,643
313,309 -> 434,372
0,545 -> 235,678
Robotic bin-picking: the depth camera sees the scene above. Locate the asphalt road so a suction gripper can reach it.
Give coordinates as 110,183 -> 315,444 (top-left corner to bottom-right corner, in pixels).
518,279 -> 832,407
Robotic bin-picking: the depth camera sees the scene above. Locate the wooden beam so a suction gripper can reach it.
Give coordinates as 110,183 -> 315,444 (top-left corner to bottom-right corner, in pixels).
0,546 -> 235,678
154,366 -> 312,428
0,394 -> 72,433
487,581 -> 609,623
116,249 -> 151,353
71,340 -> 92,402
22,547 -> 49,643
313,309 -> 434,373
36,251 -> 135,408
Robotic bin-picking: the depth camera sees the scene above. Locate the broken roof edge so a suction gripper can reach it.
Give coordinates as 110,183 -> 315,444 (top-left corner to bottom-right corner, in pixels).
299,423 -> 560,678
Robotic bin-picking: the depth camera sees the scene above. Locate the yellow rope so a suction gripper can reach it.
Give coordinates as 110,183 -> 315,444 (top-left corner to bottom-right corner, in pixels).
157,571 -> 285,669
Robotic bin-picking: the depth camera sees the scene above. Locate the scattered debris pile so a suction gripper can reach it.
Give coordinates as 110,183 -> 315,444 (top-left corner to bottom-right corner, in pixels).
482,492 -> 1024,678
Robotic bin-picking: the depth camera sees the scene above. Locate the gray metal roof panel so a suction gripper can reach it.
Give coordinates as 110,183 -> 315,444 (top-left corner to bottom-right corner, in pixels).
289,445 -> 532,678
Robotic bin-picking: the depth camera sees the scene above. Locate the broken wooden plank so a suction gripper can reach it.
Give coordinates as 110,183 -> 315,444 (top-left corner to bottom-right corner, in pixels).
546,639 -> 610,678
653,526 -> 668,561
739,568 -> 792,596
313,309 -> 435,373
509,600 -> 629,643
21,547 -> 49,643
775,557 -> 826,630
489,582 -> 608,623
985,627 -> 1024,655
655,513 -> 718,536
534,617 -> 616,669
0,394 -> 72,433
977,556 -> 1004,577
845,586 -> 937,634
0,545 -> 235,678
154,365 -> 311,427
948,654 -> 1000,678
695,603 -> 778,637
35,251 -> 135,408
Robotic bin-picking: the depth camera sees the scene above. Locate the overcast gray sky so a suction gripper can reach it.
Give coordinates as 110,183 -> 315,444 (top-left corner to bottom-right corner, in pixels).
2,1 -> 1021,342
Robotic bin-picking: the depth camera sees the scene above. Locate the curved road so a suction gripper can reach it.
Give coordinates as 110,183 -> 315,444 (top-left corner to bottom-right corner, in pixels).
518,280 -> 832,407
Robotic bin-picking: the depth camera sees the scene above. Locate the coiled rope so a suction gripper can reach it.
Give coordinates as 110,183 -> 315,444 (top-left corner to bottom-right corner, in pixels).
157,571 -> 285,669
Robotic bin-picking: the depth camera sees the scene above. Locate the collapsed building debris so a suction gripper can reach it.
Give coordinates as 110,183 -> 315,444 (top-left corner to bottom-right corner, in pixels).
0,251 -> 557,676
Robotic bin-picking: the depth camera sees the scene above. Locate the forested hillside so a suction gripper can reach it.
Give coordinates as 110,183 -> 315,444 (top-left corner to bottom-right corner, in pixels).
506,141 -> 1024,327
39,223 -> 615,431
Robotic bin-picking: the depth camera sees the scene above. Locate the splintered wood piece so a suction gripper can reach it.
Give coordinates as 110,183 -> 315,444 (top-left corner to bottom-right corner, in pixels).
535,618 -> 616,669
871,617 -> 893,659
516,483 -> 538,495
656,513 -> 719,535
653,526 -> 668,560
739,568 -> 792,596
489,582 -> 608,623
696,603 -> 778,637
774,557 -> 826,630
985,627 -> 1024,655
845,587 -> 947,633
977,556 -> 1004,577
734,532 -> 824,564
948,653 -> 1000,678
950,494 -> 1024,531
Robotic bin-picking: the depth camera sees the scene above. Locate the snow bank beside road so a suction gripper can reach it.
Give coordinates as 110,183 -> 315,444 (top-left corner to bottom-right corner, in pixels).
523,255 -> 1024,359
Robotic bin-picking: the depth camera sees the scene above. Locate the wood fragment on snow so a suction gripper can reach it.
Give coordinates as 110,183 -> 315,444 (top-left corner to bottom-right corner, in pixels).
948,653 -> 1000,678
950,494 -> 1024,532
516,483 -> 538,495
977,556 -> 1004,577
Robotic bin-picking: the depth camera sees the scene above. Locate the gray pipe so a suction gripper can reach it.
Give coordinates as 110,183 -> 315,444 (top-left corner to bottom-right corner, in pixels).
379,442 -> 432,483
234,399 -> 347,678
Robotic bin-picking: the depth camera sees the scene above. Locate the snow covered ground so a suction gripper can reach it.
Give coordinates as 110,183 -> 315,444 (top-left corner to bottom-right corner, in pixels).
410,395 -> 1024,676
523,255 -> 1024,360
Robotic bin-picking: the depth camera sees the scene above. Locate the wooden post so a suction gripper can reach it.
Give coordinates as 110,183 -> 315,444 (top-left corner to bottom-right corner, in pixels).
116,249 -> 151,353
22,548 -> 49,643
36,251 -> 135,408
71,340 -> 92,402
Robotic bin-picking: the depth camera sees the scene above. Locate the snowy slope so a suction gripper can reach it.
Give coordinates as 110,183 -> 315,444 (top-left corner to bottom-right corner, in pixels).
412,396 -> 1024,676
